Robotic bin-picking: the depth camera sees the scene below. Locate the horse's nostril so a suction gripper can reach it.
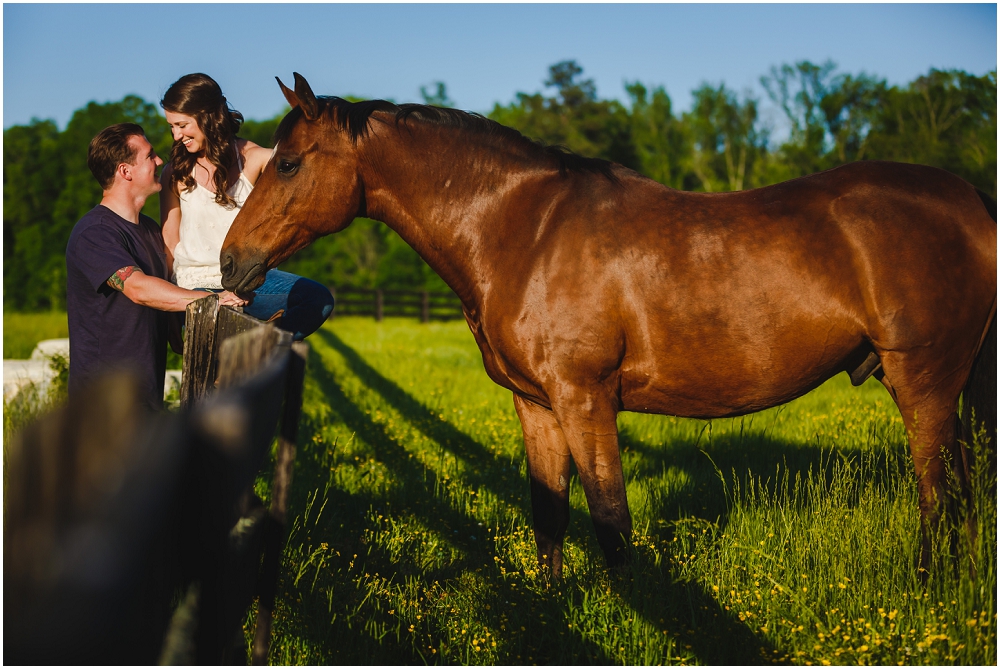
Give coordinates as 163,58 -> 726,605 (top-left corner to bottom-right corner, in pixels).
220,253 -> 234,277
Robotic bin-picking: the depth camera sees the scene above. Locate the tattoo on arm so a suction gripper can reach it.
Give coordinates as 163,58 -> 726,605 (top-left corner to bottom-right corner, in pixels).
107,265 -> 142,292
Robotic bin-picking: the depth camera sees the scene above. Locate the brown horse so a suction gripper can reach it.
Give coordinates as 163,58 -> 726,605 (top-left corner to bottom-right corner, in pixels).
221,73 -> 996,577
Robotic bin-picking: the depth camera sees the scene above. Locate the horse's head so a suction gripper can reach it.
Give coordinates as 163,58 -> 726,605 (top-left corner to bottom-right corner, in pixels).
220,73 -> 363,294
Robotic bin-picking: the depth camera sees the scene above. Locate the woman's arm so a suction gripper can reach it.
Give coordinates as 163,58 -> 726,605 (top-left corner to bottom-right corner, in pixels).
159,163 -> 181,272
239,140 -> 274,187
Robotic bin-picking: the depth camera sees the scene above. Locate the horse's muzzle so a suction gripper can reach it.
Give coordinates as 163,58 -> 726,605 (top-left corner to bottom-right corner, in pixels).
220,251 -> 266,294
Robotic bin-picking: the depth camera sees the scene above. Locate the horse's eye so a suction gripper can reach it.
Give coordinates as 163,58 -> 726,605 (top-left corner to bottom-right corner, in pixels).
276,160 -> 299,175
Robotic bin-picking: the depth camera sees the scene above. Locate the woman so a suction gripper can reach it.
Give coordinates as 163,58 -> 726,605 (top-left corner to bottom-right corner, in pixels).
159,73 -> 334,340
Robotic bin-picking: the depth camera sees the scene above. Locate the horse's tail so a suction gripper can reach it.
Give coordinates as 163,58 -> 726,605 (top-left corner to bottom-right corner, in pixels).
960,188 -> 997,454
962,313 -> 997,449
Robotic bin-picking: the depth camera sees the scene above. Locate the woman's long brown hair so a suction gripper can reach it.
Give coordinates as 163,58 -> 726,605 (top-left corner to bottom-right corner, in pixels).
161,73 -> 245,209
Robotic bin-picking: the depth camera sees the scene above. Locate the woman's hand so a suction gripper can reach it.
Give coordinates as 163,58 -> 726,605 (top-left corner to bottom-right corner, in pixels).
217,290 -> 248,307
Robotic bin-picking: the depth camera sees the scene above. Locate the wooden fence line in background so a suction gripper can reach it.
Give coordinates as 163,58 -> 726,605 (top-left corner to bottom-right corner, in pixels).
331,286 -> 464,322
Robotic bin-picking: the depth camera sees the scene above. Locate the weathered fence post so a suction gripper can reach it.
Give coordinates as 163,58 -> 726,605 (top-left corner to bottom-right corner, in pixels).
421,291 -> 430,323
180,295 -> 220,405
181,296 -> 280,407
375,288 -> 384,322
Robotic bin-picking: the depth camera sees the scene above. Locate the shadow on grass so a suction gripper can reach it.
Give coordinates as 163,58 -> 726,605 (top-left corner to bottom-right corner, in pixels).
281,338 -> 615,663
617,411 -> 910,533
288,329 -> 908,664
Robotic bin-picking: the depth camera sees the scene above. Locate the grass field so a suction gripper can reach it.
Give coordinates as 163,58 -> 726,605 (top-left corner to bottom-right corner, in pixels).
4,312 -> 994,664
3,312 -> 69,358
252,316 -> 995,665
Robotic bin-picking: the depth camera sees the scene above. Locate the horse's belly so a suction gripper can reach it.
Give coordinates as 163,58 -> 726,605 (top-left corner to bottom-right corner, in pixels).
620,329 -> 859,419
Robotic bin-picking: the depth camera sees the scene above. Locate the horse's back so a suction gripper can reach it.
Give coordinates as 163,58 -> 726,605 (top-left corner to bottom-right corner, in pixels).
598,161 -> 996,416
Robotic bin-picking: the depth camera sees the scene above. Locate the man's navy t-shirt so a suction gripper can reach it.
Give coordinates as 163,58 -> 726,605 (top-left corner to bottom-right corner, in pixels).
66,205 -> 169,409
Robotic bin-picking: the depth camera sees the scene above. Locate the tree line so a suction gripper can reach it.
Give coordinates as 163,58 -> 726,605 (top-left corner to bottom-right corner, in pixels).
4,60 -> 996,311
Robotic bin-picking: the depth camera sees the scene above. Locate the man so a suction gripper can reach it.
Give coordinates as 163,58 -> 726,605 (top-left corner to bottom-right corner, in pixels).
66,123 -> 245,408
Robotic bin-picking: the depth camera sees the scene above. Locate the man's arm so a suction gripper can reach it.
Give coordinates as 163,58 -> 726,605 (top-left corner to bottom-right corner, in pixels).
107,266 -> 245,311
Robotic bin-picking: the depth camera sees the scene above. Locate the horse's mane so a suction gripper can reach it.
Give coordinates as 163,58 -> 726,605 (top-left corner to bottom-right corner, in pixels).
273,96 -> 619,181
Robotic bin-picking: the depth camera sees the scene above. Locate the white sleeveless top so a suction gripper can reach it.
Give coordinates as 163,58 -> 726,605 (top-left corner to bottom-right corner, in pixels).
172,154 -> 254,289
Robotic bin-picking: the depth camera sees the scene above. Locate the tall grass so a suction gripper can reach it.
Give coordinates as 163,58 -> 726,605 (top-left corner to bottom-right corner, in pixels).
251,317 -> 995,665
3,353 -> 69,464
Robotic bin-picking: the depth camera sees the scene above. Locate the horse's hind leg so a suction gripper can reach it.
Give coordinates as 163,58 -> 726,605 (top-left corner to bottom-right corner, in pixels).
513,394 -> 572,577
549,389 -> 632,569
883,356 -> 971,574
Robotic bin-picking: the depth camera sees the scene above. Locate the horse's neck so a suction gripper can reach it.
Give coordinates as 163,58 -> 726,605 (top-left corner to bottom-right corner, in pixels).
359,125 -> 527,307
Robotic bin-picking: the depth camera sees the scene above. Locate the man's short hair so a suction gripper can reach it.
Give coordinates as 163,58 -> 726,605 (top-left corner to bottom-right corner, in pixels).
87,123 -> 147,190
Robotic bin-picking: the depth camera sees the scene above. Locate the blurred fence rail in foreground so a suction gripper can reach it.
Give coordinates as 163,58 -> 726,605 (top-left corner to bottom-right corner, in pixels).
5,295 -> 305,665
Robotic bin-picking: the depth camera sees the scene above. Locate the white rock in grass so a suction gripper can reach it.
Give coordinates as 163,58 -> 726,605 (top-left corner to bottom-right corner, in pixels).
7,339 -> 181,402
3,359 -> 55,399
30,338 -> 70,361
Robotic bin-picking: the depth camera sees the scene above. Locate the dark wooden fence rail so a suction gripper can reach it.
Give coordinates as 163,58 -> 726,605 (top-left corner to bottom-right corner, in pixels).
331,286 -> 464,322
5,295 -> 305,665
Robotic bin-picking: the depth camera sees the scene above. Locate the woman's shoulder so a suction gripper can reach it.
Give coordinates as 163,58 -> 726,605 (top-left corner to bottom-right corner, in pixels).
237,139 -> 273,182
239,139 -> 272,158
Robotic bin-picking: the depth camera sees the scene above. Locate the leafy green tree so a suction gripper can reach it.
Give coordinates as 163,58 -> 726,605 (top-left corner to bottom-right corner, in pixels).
4,120 -> 64,310
819,72 -> 886,164
625,82 -> 691,189
420,82 -> 455,108
761,61 -> 896,182
760,60 -> 838,178
866,69 -> 997,196
490,61 -> 639,169
685,84 -> 768,191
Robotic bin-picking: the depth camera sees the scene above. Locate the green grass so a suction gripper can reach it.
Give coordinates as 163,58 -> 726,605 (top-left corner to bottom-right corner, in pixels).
251,316 -> 996,665
3,312 -> 69,358
3,311 -> 181,368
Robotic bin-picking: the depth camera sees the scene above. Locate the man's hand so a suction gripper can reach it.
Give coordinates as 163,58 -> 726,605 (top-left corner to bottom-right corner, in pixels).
217,290 -> 247,307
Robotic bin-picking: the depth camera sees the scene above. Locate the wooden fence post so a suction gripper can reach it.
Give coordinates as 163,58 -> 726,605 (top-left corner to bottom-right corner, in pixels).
181,295 -> 220,406
375,289 -> 384,322
421,291 -> 430,323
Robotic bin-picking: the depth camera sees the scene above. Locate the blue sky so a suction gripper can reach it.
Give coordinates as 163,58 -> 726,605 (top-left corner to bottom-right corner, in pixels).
4,3 -> 996,132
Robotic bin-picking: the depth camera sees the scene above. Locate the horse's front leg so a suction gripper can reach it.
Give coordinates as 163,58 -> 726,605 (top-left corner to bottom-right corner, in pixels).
514,394 -> 572,578
551,387 -> 632,569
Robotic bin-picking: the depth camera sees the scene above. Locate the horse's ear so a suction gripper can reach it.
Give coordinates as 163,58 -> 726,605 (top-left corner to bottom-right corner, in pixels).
276,76 -> 298,109
276,73 -> 320,121
293,72 -> 320,121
